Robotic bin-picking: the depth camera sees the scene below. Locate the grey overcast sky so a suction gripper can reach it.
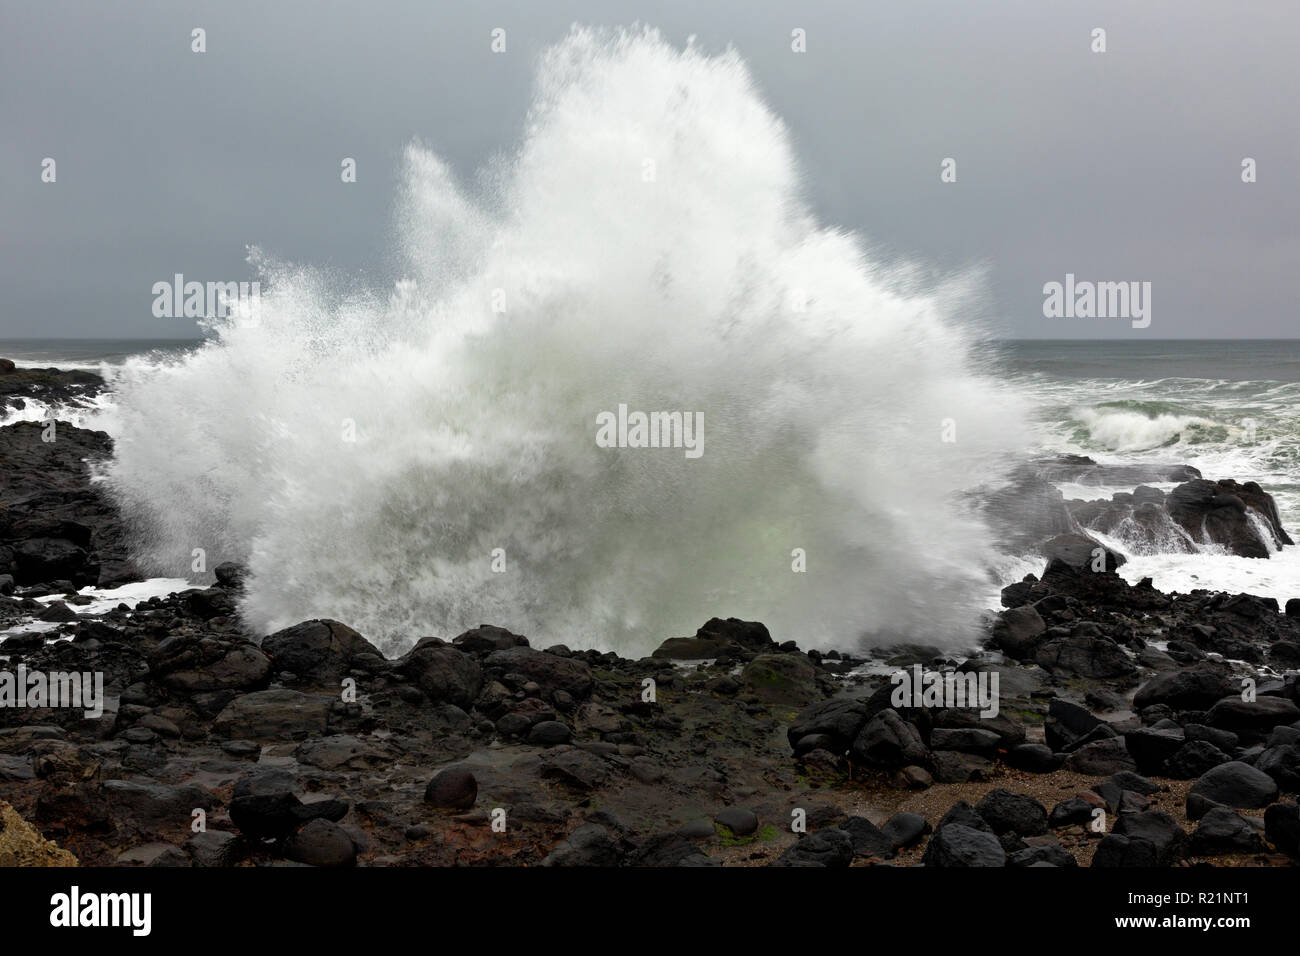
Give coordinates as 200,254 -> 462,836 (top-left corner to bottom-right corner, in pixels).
2,0 -> 1297,339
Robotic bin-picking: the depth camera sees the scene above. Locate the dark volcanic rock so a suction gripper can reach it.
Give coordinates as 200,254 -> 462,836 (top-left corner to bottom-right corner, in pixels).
1188,761 -> 1279,809
1041,533 -> 1126,572
1205,695 -> 1300,733
1190,808 -> 1263,855
974,790 -> 1048,836
261,619 -> 383,686
212,690 -> 330,740
1035,632 -> 1136,678
850,710 -> 928,768
542,823 -> 621,866
1264,802 -> 1300,859
482,646 -> 592,700
452,625 -> 528,655
1094,811 -> 1188,867
740,654 -> 818,705
770,828 -> 854,868
787,697 -> 868,753
148,635 -> 272,693
284,818 -> 357,867
0,421 -> 135,587
424,767 -> 477,810
652,617 -> 774,660
1164,740 -> 1232,779
990,605 -> 1047,658
400,638 -> 485,708
1064,737 -> 1136,776
1166,478 -> 1292,557
1134,667 -> 1240,711
921,823 -> 1005,867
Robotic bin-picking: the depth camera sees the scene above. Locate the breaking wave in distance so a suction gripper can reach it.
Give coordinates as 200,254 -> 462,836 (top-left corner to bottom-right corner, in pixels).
101,27 -> 1028,656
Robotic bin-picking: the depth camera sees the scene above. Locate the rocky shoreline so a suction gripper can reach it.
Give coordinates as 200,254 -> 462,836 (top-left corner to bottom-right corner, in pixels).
0,361 -> 1298,868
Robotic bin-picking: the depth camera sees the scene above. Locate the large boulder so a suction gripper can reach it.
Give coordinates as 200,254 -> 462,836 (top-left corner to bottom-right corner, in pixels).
850,710 -> 928,768
400,639 -> 485,708
261,619 -> 384,685
770,828 -> 854,868
212,690 -> 331,740
989,605 -> 1047,658
1188,761 -> 1279,809
1205,695 -> 1300,733
147,635 -> 271,693
921,824 -> 1005,867
740,654 -> 819,705
1134,667 -> 1240,711
1166,479 -> 1292,557
1035,633 -> 1136,678
482,646 -> 592,700
1041,533 -> 1126,572
786,697 -> 869,753
1093,811 -> 1188,867
652,617 -> 775,660
1064,738 -> 1137,776
974,790 -> 1048,837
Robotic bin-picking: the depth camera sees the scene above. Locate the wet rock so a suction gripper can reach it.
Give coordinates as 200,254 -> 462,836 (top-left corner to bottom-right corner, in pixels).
452,625 -> 528,655
261,619 -> 384,686
483,646 -> 592,700
148,636 -> 272,693
212,689 -> 330,740
850,710 -> 927,768
1166,478 -> 1291,557
1133,667 -> 1239,711
542,823 -> 621,866
399,639 -> 484,708
538,747 -> 611,792
184,830 -> 242,867
424,767 -> 477,810
990,605 -> 1047,658
1035,632 -> 1136,678
739,653 -> 819,705
652,617 -> 774,660
285,819 -> 357,867
786,697 -> 868,753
